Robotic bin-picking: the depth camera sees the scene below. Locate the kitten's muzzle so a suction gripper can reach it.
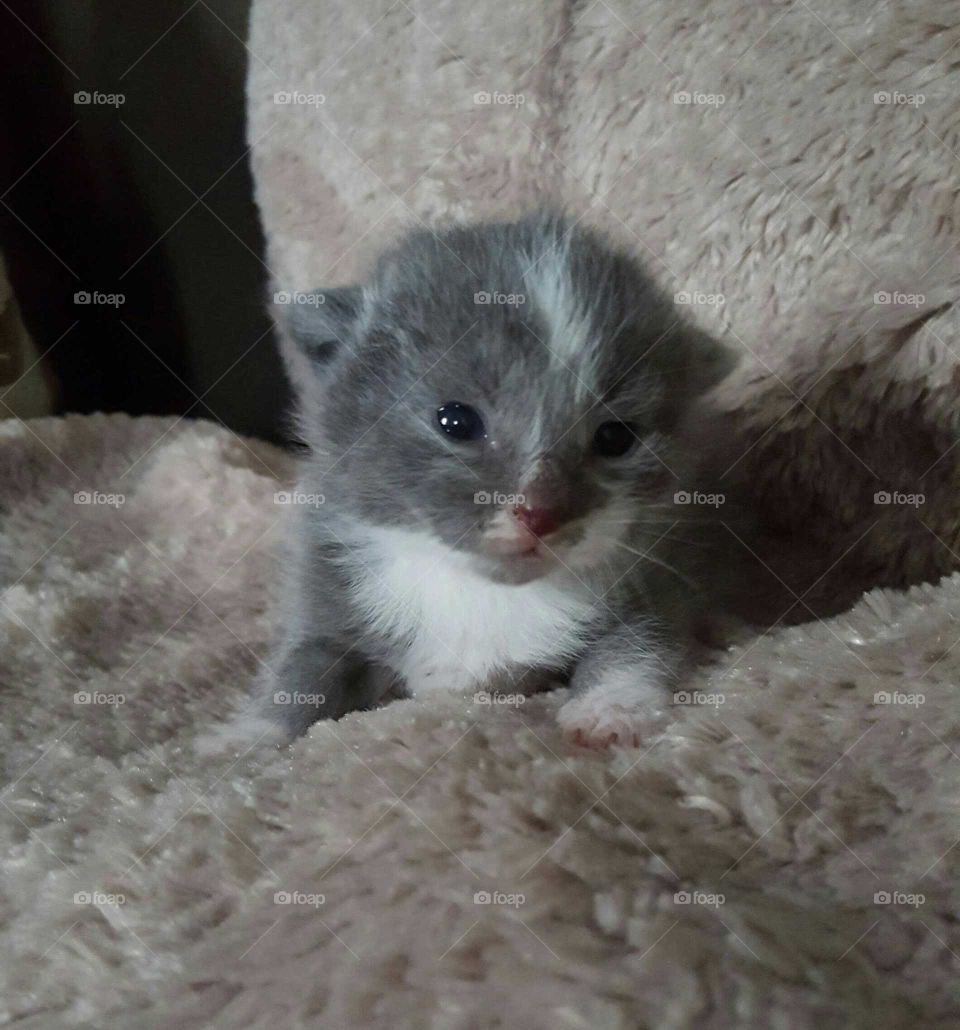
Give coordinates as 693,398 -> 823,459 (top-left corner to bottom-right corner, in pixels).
483,463 -> 580,555
512,502 -> 560,538
481,503 -> 581,561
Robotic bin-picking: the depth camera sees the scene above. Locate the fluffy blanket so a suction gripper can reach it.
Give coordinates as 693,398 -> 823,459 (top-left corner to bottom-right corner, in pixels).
2,414 -> 960,1028
4,0 -> 960,1025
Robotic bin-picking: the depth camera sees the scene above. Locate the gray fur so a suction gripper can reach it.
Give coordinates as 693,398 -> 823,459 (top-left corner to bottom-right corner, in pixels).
256,212 -> 734,745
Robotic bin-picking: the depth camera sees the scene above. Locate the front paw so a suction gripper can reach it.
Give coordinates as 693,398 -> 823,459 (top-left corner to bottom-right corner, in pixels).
557,695 -> 666,749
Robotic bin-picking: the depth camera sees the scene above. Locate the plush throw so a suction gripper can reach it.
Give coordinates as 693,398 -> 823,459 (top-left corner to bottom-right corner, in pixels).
3,0 -> 960,1025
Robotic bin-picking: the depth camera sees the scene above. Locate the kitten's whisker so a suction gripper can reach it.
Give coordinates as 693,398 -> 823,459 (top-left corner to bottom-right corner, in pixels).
619,521 -> 712,537
612,516 -> 717,528
630,532 -> 716,549
634,503 -> 721,511
613,541 -> 699,588
630,512 -> 721,527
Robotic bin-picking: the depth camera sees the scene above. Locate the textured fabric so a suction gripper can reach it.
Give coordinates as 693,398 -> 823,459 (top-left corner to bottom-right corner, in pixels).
2,413 -> 959,1027
5,0 -> 960,1025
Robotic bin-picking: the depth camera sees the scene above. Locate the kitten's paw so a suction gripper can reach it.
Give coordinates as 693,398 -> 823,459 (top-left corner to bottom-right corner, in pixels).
557,695 -> 665,749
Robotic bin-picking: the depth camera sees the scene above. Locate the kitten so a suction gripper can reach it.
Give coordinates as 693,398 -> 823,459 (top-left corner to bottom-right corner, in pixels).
257,212 -> 733,748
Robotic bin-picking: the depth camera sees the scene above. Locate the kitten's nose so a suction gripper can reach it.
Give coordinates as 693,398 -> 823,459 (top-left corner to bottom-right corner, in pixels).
512,503 -> 560,538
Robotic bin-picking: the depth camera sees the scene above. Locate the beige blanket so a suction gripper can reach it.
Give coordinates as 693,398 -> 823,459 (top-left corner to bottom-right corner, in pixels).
2,413 -> 959,1027
3,0 -> 960,1025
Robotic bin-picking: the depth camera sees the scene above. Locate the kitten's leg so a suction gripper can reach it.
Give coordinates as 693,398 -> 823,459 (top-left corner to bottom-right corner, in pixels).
557,623 -> 681,748
263,637 -> 394,737
248,532 -> 395,742
200,638 -> 393,754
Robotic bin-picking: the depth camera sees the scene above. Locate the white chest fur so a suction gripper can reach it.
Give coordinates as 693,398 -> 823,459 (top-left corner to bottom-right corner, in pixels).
347,525 -> 600,694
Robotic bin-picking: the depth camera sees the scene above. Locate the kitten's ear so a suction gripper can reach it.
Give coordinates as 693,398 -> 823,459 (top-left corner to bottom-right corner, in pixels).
673,324 -> 738,396
274,286 -> 363,381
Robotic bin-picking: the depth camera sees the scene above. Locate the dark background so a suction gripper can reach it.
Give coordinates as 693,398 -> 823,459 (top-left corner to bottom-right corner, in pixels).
0,0 -> 290,442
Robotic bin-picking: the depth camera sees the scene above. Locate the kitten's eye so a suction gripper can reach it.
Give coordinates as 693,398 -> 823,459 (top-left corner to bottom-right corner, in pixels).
593,421 -> 637,457
436,402 -> 486,441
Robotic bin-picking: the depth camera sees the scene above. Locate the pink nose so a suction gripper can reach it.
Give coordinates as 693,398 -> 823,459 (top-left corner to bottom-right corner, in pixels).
513,504 -> 560,538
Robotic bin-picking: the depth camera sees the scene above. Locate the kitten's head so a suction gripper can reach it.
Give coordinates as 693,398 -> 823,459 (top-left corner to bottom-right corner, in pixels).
280,213 -> 733,584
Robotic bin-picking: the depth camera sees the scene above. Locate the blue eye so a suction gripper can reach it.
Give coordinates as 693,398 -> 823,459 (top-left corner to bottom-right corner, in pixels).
436,402 -> 485,441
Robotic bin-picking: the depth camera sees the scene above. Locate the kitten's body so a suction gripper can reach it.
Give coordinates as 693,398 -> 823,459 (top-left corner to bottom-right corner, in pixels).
250,213 -> 734,748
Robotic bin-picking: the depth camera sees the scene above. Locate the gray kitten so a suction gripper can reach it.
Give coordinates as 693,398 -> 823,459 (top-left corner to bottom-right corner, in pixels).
255,212 -> 732,748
